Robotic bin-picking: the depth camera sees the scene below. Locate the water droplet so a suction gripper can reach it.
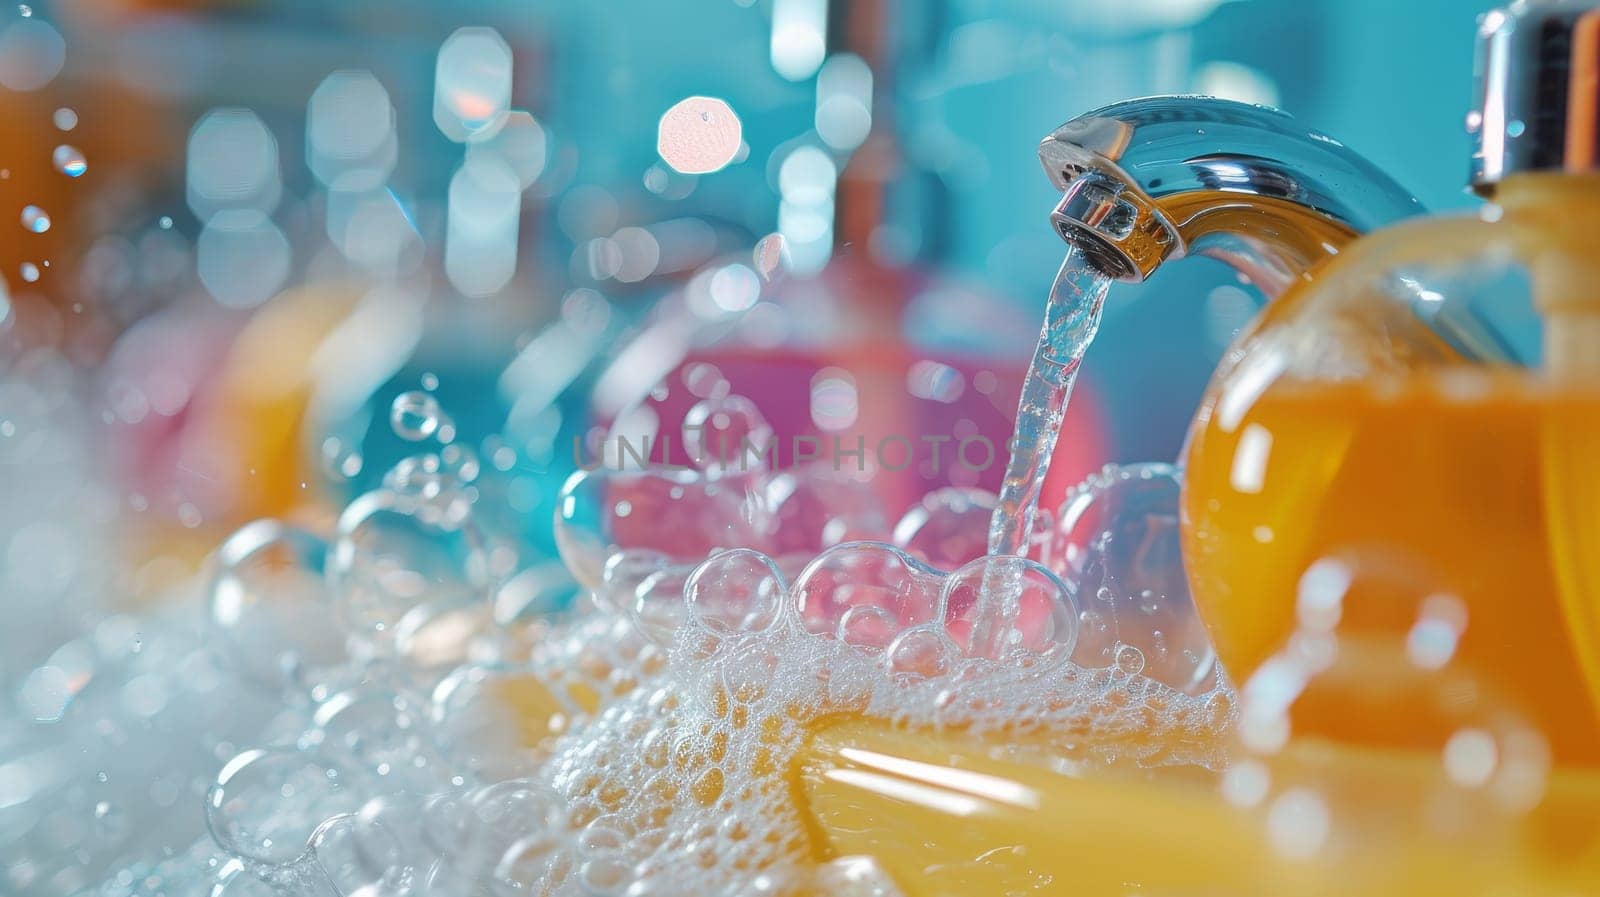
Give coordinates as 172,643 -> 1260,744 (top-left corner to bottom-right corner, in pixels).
21,204 -> 50,232
52,106 -> 75,130
158,215 -> 173,230
51,144 -> 85,177
389,391 -> 442,441
20,262 -> 39,282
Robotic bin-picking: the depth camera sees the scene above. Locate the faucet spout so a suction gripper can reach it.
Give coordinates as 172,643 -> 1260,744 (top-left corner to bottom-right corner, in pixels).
1039,96 -> 1424,295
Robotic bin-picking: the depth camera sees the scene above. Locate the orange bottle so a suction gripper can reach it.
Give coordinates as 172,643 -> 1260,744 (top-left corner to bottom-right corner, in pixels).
1183,1 -> 1600,766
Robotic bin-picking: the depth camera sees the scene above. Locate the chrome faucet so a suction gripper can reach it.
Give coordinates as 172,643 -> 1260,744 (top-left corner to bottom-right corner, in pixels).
1039,96 -> 1424,295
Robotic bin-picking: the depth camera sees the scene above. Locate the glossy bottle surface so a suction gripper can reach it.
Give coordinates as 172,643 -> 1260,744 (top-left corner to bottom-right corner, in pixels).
1182,173 -> 1600,766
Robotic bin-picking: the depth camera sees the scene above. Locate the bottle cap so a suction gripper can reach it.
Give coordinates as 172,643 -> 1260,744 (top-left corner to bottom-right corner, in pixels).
1470,0 -> 1600,194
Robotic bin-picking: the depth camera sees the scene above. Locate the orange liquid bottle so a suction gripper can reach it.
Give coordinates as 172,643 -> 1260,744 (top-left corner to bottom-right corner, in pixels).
1183,0 -> 1600,768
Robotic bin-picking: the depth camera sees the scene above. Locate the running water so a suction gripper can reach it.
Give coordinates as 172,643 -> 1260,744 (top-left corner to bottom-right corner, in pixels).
987,247 -> 1113,557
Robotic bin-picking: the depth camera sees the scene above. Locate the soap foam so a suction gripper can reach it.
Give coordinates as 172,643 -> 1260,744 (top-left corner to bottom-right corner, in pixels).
87,382 -> 1232,897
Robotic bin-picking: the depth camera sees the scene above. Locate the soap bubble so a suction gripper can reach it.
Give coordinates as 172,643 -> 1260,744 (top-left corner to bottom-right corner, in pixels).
454,780 -> 568,881
21,204 -> 50,233
310,814 -> 380,895
684,548 -> 786,635
628,564 -> 696,647
792,543 -> 944,639
1053,463 -> 1216,693
597,549 -> 677,616
51,144 -> 86,177
206,747 -> 362,865
884,626 -> 955,682
681,362 -> 730,400
312,796 -> 434,895
19,261 -> 38,282
682,394 -> 773,475
313,687 -> 452,791
892,487 -> 995,569
439,443 -> 480,484
1112,642 -> 1146,677
391,390 -> 443,441
941,555 -> 1078,664
52,106 -> 76,130
493,560 -> 578,624
321,436 -> 365,481
555,468 -> 759,590
329,490 -> 493,640
392,593 -> 497,674
384,452 -> 449,501
208,520 -> 346,691
761,469 -> 889,560
838,603 -> 900,650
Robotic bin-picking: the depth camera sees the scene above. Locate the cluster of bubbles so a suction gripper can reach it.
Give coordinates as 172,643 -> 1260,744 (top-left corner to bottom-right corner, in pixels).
26,367 -> 1226,897
0,350 -> 283,897
1,355 -> 1562,896
560,364 -> 1220,695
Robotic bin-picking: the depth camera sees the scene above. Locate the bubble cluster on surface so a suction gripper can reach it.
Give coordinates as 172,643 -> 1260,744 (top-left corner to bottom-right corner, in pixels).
51,376 -> 1234,897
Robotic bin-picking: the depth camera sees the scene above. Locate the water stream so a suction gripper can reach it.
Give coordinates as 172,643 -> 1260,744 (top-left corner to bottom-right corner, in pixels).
986,246 -> 1114,557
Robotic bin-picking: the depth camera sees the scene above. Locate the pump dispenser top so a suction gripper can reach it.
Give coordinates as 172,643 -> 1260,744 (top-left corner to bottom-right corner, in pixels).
1470,0 -> 1600,192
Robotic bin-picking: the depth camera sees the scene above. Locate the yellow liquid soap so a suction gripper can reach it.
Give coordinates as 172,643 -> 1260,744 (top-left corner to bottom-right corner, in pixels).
1185,375 -> 1600,766
1183,173 -> 1600,770
790,718 -> 1600,896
